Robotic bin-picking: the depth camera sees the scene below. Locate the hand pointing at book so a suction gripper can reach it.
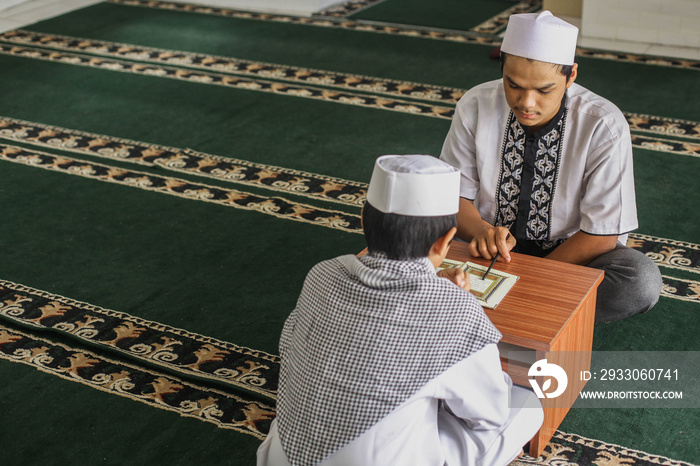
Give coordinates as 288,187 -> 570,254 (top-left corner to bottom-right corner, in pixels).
469,226 -> 516,262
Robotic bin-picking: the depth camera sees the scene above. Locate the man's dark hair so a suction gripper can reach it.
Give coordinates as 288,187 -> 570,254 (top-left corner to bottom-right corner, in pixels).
362,202 -> 456,260
500,51 -> 573,81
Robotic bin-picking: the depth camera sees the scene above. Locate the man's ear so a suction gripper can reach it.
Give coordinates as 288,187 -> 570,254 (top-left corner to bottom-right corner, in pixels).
566,63 -> 578,88
429,227 -> 457,266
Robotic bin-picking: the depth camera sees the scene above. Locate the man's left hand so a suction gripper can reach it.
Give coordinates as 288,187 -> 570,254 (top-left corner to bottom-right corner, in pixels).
437,267 -> 471,290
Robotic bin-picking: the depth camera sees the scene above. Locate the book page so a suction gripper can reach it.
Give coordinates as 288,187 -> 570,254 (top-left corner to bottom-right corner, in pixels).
438,259 -> 519,308
468,274 -> 496,293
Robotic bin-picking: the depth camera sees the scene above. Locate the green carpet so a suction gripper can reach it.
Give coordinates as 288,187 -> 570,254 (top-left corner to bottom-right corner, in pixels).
0,1 -> 698,464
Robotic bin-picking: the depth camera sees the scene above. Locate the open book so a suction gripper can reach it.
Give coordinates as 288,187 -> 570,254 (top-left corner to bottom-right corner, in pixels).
438,259 -> 519,309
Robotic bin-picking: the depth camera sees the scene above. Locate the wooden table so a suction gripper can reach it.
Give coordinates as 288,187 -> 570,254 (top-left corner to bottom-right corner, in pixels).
445,242 -> 604,456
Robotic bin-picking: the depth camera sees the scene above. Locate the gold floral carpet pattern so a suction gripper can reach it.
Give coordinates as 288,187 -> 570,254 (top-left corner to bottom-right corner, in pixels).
0,1 -> 697,465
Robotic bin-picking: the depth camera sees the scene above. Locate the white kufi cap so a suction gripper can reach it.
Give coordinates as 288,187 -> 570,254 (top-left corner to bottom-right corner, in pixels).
501,10 -> 578,65
366,155 -> 460,217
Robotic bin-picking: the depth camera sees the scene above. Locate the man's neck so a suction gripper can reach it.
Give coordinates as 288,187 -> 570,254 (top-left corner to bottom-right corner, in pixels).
527,93 -> 567,136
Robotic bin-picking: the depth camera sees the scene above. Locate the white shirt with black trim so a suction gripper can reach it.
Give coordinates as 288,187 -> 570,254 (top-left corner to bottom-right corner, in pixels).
440,80 -> 638,245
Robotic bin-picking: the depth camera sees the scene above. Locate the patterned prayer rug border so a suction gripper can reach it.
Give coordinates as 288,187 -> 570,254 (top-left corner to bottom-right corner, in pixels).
107,0 -> 700,71
5,39 -> 700,157
628,233 -> 700,276
5,321 -> 695,463
1,125 -> 697,291
513,430 -> 696,466
575,47 -> 700,72
0,279 -> 280,398
8,29 -> 700,137
0,29 -> 464,106
1,139 -> 698,303
108,0 -> 501,46
314,0 -> 541,34
0,35 -> 700,149
313,0 -> 387,18
631,135 -> 700,158
3,310 -> 697,462
0,324 -> 275,438
1,115 -> 698,220
0,143 -> 363,234
0,116 -> 367,207
0,43 -> 455,121
660,276 -> 700,304
470,0 -> 541,34
627,113 -> 700,141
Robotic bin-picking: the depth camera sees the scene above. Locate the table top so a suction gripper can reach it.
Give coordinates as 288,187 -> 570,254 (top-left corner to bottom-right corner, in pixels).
446,242 -> 604,351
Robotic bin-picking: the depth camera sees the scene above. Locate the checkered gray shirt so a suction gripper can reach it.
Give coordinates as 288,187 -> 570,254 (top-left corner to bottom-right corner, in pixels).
276,253 -> 502,465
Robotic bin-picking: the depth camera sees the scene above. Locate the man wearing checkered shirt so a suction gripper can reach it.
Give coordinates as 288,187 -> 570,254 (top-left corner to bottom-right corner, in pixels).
257,155 -> 543,466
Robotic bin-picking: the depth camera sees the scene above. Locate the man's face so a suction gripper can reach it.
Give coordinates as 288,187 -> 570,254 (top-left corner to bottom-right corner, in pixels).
502,55 -> 577,132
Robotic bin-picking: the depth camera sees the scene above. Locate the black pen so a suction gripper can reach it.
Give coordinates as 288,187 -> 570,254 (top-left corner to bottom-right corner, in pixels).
482,254 -> 499,279
482,233 -> 511,279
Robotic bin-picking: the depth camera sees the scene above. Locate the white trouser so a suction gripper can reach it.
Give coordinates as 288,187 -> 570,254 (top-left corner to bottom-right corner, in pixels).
257,385 -> 543,466
438,385 -> 543,466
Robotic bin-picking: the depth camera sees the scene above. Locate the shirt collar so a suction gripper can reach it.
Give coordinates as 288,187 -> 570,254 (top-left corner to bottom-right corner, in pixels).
361,252 -> 434,275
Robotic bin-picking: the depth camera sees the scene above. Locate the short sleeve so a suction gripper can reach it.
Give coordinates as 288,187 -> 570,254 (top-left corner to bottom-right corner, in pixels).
579,118 -> 638,236
440,96 -> 480,200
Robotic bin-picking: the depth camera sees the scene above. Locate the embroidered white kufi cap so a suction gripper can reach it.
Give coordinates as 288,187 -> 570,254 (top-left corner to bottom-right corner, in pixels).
366,155 -> 460,216
501,10 -> 579,65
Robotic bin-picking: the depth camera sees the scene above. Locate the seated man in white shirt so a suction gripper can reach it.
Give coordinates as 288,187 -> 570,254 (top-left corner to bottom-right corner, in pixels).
440,11 -> 662,323
257,155 -> 543,466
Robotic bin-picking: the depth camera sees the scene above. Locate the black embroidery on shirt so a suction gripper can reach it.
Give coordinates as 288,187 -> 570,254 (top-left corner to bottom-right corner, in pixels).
494,110 -> 566,244
535,237 -> 565,252
494,113 -> 525,228
528,110 -> 565,240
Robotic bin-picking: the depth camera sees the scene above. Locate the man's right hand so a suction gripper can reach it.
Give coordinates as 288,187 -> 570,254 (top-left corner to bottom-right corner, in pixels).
456,199 -> 516,261
468,226 -> 515,262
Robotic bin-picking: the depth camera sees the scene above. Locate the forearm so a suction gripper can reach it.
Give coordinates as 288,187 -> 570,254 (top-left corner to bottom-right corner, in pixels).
456,198 -> 493,242
545,231 -> 618,265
